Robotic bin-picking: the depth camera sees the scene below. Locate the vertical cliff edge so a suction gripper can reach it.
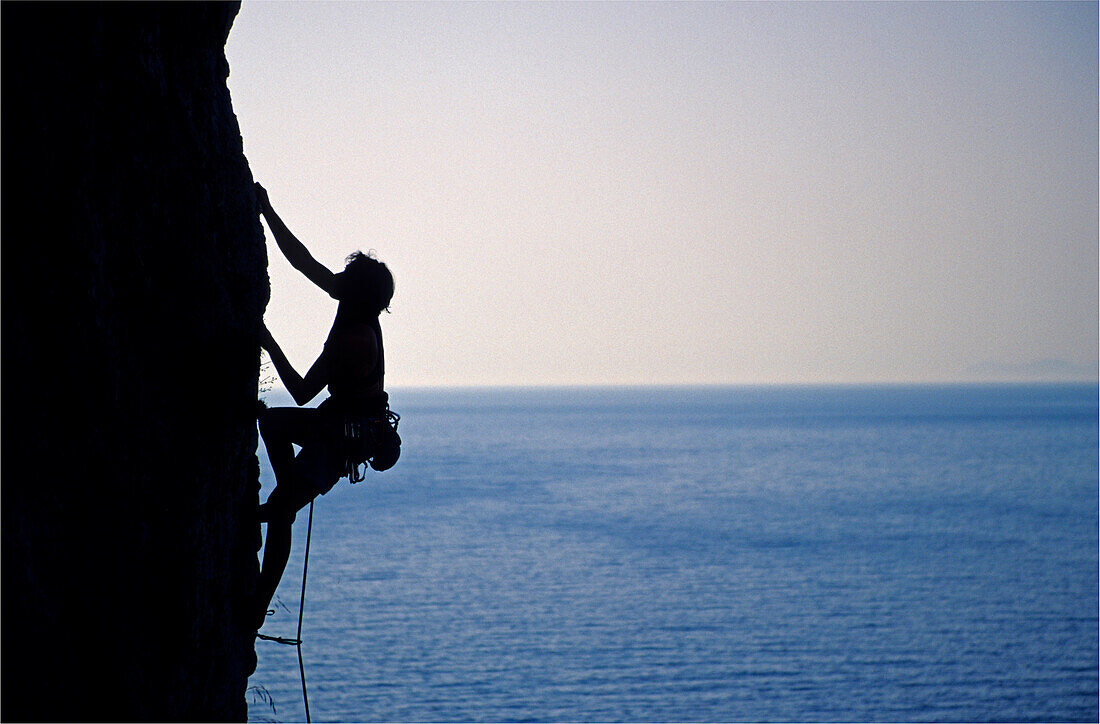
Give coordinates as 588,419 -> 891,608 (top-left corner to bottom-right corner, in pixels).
2,3 -> 267,720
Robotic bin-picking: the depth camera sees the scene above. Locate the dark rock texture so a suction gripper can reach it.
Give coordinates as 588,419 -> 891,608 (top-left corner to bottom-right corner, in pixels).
2,3 -> 267,720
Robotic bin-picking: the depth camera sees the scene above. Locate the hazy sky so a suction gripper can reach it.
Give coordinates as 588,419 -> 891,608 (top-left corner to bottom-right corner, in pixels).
226,1 -> 1097,387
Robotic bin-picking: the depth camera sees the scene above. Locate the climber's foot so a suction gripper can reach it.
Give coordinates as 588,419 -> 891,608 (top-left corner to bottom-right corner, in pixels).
252,606 -> 272,632
238,589 -> 273,633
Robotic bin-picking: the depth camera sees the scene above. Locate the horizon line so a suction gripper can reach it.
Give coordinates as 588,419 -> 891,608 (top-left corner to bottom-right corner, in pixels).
261,379 -> 1100,394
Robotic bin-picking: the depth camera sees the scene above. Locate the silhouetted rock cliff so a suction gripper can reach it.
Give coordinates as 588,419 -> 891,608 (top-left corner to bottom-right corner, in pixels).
2,3 -> 266,720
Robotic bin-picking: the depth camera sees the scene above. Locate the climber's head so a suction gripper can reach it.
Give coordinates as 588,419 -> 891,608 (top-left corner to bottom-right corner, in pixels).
334,250 -> 393,318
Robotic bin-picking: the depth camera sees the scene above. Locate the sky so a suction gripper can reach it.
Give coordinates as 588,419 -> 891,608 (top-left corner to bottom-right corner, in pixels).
226,1 -> 1098,388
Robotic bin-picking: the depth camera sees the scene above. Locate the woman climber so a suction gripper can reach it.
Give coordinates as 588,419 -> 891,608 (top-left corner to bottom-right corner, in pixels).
252,182 -> 399,629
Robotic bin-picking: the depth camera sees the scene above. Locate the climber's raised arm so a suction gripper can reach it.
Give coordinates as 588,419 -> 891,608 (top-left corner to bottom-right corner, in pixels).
259,324 -> 329,406
254,183 -> 337,297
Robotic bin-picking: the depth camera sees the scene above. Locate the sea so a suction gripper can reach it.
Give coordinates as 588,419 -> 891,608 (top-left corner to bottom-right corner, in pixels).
247,384 -> 1098,723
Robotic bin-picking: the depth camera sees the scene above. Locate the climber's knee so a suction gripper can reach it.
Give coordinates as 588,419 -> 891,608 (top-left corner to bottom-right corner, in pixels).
259,501 -> 296,525
259,487 -> 299,524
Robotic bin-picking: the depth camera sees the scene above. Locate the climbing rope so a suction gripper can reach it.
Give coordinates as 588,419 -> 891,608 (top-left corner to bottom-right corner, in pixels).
256,499 -> 314,723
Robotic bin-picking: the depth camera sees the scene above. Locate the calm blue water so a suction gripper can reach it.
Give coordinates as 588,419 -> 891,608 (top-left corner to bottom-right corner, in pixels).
248,384 -> 1098,723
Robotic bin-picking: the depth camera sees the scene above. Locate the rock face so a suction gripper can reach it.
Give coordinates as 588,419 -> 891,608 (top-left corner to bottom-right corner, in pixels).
2,3 -> 266,720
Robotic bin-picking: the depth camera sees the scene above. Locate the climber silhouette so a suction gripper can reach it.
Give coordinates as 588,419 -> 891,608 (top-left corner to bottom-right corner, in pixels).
253,182 -> 397,629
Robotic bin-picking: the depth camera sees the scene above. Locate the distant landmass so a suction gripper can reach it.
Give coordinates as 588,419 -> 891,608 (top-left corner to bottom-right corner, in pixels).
963,359 -> 1098,382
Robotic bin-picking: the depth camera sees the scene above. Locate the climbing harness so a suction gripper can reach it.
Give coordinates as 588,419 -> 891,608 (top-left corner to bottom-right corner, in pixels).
256,499 -> 315,723
342,406 -> 401,482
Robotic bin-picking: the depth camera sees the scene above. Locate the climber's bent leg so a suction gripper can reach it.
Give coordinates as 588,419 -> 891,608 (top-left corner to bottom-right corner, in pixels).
253,407 -> 334,628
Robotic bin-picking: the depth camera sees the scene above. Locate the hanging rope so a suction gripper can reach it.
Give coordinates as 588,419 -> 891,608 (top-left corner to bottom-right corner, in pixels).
256,499 -> 314,723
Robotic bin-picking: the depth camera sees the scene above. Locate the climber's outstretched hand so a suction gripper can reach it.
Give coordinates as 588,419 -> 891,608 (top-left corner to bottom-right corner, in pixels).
254,182 -> 270,212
